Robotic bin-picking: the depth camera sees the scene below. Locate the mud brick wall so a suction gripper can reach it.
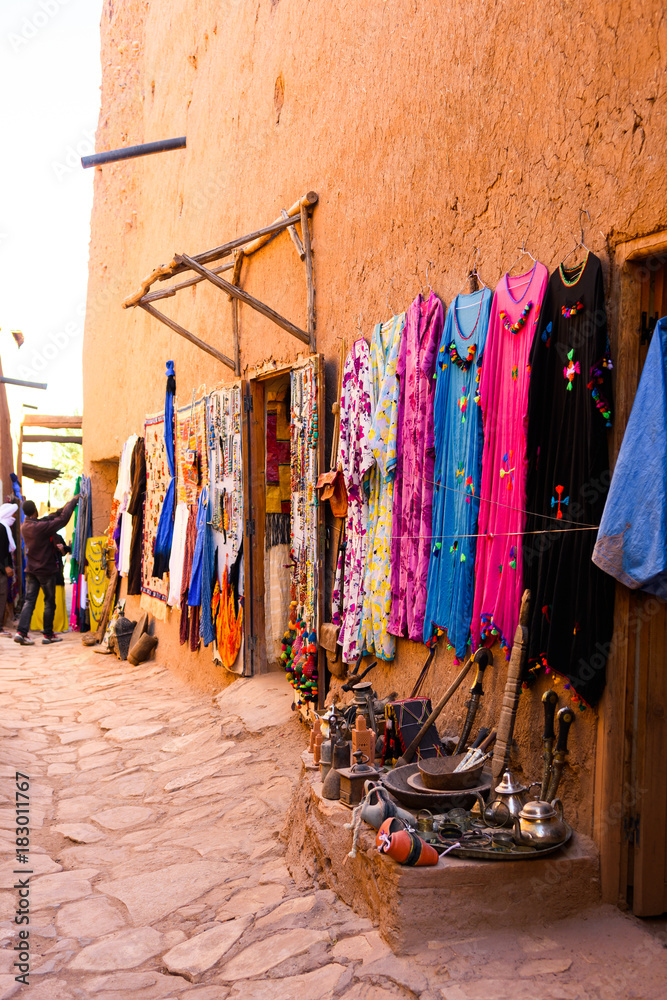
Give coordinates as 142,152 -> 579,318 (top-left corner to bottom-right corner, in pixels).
82,0 -> 667,836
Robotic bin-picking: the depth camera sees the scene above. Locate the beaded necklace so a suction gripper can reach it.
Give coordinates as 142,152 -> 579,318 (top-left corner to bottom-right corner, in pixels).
559,251 -> 589,287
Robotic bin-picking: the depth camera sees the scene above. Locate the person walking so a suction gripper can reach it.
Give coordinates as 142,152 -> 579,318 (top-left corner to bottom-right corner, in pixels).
0,503 -> 18,637
14,493 -> 79,646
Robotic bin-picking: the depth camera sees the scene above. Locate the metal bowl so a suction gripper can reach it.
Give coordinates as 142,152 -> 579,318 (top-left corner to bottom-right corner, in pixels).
418,754 -> 485,791
382,763 -> 492,811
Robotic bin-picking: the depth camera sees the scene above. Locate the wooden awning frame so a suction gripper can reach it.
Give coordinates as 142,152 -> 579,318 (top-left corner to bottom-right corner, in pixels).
122,191 -> 318,375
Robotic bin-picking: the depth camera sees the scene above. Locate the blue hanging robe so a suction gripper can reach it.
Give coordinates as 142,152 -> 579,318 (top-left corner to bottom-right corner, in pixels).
593,317 -> 667,597
424,288 -> 492,658
152,361 -> 176,577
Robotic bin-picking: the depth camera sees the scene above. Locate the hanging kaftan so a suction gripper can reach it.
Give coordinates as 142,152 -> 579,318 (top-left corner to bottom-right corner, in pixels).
388,292 -> 444,642
471,263 -> 549,656
360,312 -> 406,661
525,253 -> 614,707
424,288 -> 492,658
332,339 -> 374,663
593,316 -> 667,597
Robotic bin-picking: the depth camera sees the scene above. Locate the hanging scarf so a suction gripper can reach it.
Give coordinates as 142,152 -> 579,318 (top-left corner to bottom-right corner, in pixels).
0,504 -> 17,553
152,360 -> 176,577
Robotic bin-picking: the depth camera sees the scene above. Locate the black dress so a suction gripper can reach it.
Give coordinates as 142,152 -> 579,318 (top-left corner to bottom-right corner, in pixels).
523,253 -> 615,707
126,437 -> 146,596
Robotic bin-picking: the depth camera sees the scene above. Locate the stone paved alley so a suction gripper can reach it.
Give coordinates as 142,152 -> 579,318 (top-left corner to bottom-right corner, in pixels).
1,633 -> 666,1000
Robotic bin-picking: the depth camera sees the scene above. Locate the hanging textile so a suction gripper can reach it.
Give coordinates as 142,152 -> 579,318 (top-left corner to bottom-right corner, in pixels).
69,474 -> 82,582
176,392 -> 209,507
290,361 -> 319,628
167,502 -> 189,606
85,536 -> 109,632
207,386 -> 243,556
388,292 -> 444,642
212,554 -> 244,668
593,316 -> 667,597
152,361 -> 177,578
126,436 -> 146,596
265,383 -> 291,547
112,433 -> 138,572
331,339 -> 374,663
141,414 -> 170,619
359,312 -> 405,661
471,262 -> 549,656
424,288 -> 493,658
71,475 -> 92,580
179,505 -> 198,647
524,253 -> 614,707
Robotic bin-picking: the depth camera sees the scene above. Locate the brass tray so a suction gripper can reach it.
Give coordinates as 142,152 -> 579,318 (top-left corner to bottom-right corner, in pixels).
437,823 -> 573,861
382,763 -> 492,810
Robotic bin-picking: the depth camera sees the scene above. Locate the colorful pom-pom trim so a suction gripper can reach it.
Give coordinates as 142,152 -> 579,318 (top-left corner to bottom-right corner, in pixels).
562,300 -> 584,318
587,347 -> 614,427
500,301 -> 533,334
448,341 -> 477,371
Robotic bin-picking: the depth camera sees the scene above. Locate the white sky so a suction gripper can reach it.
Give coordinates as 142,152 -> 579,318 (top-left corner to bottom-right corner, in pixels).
0,0 -> 103,489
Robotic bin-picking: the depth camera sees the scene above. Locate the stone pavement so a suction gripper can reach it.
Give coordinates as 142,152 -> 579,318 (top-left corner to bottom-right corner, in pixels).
0,631 -> 666,1000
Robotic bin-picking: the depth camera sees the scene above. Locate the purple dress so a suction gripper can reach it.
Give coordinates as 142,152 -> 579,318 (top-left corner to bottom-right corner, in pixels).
388,292 -> 444,642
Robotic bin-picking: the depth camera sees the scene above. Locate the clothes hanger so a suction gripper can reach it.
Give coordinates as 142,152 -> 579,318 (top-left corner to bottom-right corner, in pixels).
419,260 -> 434,298
507,239 -> 537,276
561,209 -> 591,267
457,248 -> 489,306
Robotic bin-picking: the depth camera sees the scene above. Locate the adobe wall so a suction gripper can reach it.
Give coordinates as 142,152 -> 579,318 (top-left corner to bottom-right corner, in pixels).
82,0 -> 667,840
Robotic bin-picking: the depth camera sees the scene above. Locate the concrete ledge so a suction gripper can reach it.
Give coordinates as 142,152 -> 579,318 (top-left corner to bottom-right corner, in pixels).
285,774 -> 601,952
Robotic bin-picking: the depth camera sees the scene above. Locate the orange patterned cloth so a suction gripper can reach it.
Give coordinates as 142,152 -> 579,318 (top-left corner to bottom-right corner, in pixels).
212,562 -> 243,669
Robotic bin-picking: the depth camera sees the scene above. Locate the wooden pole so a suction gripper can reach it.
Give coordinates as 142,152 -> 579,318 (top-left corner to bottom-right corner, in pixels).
140,261 -> 235,304
282,208 -> 305,261
301,205 -> 316,353
175,254 -> 310,346
394,654 -> 473,768
22,415 -> 82,429
22,435 -> 83,445
230,250 -> 244,375
138,301 -> 236,370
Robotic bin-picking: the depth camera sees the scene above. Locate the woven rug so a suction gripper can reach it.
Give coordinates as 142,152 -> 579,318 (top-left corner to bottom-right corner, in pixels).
141,412 -> 169,614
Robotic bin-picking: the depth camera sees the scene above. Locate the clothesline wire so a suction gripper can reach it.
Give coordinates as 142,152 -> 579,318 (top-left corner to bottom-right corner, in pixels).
423,478 -> 601,529
388,525 -> 599,540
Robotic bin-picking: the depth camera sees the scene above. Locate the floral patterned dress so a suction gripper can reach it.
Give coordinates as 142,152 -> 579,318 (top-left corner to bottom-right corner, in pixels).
332,339 -> 374,663
388,292 -> 444,642
360,312 -> 406,660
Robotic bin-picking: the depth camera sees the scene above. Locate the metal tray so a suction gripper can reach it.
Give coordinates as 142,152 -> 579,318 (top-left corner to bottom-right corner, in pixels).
382,763 -> 492,810
437,824 -> 573,861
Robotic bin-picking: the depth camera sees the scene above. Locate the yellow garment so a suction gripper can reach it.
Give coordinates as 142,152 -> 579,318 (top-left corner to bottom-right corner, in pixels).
85,536 -> 109,631
213,565 -> 243,669
31,586 -> 68,633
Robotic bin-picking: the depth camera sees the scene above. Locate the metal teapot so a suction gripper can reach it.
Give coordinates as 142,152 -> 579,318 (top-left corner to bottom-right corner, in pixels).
476,771 -> 540,828
512,797 -> 567,847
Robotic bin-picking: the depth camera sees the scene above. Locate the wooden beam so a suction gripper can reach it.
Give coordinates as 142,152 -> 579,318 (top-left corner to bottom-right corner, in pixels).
140,261 -> 235,304
138,301 -> 236,370
230,251 -> 244,376
282,208 -> 305,261
175,254 -> 310,346
21,415 -> 82,429
22,435 -> 83,444
301,205 -> 316,352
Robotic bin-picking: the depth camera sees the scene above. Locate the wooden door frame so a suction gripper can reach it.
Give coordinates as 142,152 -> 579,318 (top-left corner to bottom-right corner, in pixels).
595,230 -> 667,911
243,356 -> 326,707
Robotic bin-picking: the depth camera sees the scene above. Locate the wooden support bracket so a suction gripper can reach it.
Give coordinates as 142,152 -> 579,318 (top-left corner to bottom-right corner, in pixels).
175,253 -> 310,346
282,208 -> 305,260
301,205 -> 316,353
138,301 -> 236,370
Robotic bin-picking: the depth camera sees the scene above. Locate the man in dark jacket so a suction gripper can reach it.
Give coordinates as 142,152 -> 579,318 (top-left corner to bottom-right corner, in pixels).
14,493 -> 79,646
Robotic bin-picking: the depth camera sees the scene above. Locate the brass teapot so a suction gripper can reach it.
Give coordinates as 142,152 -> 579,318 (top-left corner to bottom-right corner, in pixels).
476,771 -> 540,828
512,797 -> 567,847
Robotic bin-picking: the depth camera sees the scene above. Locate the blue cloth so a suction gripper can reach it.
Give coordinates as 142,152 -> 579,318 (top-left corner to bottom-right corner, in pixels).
593,317 -> 667,597
152,361 -> 176,578
199,497 -> 216,647
188,488 -> 208,608
424,288 -> 492,656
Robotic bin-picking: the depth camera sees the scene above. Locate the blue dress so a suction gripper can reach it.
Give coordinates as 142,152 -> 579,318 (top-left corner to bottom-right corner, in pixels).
424,288 -> 492,657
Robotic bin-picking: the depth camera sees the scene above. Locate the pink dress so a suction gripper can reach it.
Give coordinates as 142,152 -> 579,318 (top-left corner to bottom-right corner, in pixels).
389,292 -> 444,642
471,262 -> 548,655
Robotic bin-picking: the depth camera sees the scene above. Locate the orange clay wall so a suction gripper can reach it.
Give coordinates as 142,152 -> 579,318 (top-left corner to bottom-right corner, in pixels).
82,0 -> 667,840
